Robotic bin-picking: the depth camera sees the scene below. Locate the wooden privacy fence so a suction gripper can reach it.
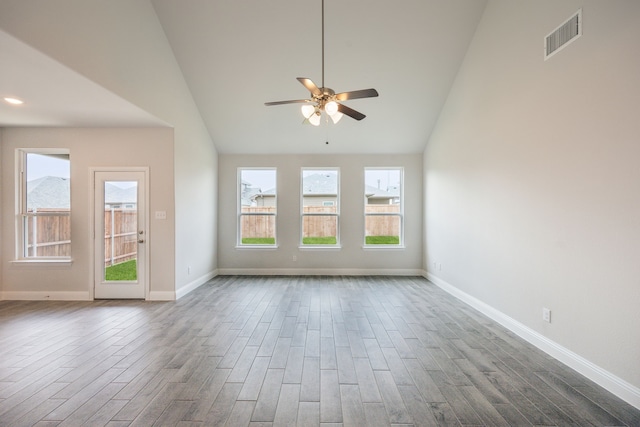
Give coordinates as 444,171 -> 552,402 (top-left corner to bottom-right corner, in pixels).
241,205 -> 400,238
25,210 -> 71,257
240,207 -> 276,238
25,208 -> 137,267
104,209 -> 138,267
365,205 -> 401,237
302,206 -> 337,238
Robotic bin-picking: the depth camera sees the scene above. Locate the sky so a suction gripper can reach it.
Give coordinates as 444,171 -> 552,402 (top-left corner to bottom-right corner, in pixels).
107,181 -> 137,189
364,169 -> 401,190
241,167 -> 401,192
26,153 -> 70,181
240,169 -> 276,192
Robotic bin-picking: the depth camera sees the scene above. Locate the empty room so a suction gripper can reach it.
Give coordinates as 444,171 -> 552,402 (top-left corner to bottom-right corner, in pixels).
0,0 -> 639,426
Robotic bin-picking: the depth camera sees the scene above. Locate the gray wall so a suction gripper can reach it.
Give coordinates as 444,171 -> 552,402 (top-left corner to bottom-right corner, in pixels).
425,0 -> 640,396
0,0 -> 218,295
219,154 -> 423,274
1,127 -> 175,299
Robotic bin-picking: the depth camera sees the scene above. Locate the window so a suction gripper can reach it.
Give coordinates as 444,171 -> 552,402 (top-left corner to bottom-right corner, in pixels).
301,168 -> 339,246
18,150 -> 71,259
238,168 -> 277,246
364,168 -> 403,246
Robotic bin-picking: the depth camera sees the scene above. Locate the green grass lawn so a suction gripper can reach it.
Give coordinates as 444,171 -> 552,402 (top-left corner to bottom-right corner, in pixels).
302,236 -> 337,245
366,236 -> 400,245
242,237 -> 276,244
242,236 -> 397,245
105,259 -> 137,281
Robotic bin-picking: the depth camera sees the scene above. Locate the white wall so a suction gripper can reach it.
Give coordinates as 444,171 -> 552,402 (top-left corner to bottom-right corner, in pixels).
1,127 -> 175,299
219,154 -> 423,274
0,0 -> 218,294
425,0 -> 640,403
0,131 -> 2,294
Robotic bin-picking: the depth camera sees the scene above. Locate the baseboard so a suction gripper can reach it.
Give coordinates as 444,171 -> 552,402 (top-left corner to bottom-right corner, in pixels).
217,268 -> 424,276
174,269 -> 218,300
0,271 -> 219,302
0,291 -> 91,301
425,271 -> 640,410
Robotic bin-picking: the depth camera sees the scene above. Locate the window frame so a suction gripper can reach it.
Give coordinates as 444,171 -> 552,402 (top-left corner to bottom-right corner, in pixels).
300,167 -> 341,249
363,167 -> 404,249
237,167 -> 278,248
15,148 -> 72,263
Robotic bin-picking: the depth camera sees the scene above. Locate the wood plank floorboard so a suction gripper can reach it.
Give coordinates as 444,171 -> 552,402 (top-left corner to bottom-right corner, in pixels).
0,276 -> 637,426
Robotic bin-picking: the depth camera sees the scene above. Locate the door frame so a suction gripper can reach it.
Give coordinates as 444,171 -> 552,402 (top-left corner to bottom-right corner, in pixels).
89,167 -> 150,300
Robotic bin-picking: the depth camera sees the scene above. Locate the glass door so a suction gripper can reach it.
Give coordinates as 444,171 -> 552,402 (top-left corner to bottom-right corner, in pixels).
94,170 -> 146,299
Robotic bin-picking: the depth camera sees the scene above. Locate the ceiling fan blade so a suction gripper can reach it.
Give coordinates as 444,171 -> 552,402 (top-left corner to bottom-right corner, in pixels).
265,99 -> 312,106
337,103 -> 366,121
297,77 -> 323,96
335,88 -> 379,101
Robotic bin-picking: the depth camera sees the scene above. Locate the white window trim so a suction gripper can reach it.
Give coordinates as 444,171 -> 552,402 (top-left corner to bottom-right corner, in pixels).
300,167 -> 341,249
363,167 -> 404,249
237,167 -> 277,248
11,258 -> 74,266
15,148 -> 72,263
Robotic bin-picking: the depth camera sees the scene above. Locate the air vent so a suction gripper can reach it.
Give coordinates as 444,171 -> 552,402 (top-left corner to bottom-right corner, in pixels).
545,9 -> 582,60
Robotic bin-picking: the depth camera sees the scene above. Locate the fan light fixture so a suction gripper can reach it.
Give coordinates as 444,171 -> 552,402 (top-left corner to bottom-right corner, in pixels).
300,100 -> 342,126
264,0 -> 378,125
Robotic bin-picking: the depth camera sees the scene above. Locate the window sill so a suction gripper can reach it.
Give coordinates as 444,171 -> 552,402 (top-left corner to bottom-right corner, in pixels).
298,245 -> 342,250
11,259 -> 73,266
362,245 -> 406,250
235,245 -> 279,250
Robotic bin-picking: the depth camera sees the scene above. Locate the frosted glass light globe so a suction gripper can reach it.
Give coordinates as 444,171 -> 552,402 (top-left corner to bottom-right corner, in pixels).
309,113 -> 321,126
325,101 -> 338,115
301,104 -> 315,119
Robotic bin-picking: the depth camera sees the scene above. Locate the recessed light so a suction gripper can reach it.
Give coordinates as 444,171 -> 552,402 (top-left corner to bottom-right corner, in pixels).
4,97 -> 24,105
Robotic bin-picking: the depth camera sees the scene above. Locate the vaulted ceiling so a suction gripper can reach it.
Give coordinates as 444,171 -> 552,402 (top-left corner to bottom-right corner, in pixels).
0,0 -> 487,154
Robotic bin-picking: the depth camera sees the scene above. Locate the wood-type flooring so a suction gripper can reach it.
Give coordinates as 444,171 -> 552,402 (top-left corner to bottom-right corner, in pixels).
0,275 -> 638,426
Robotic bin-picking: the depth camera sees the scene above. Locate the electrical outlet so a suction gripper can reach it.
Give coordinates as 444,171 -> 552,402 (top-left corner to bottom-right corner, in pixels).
542,307 -> 551,323
292,255 -> 297,262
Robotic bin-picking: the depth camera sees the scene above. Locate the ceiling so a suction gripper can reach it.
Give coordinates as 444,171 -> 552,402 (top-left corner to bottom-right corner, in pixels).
0,29 -> 167,128
0,0 -> 488,154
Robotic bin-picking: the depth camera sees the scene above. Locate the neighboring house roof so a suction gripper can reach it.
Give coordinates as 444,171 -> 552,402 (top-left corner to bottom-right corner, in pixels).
241,187 -> 261,206
27,176 -> 70,209
303,173 -> 338,196
104,184 -> 137,205
250,188 -> 275,202
364,184 -> 394,199
242,184 -> 276,205
386,185 -> 400,197
26,177 -> 137,209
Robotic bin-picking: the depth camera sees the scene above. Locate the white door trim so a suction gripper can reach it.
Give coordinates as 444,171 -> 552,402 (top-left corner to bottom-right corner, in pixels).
89,167 -> 150,300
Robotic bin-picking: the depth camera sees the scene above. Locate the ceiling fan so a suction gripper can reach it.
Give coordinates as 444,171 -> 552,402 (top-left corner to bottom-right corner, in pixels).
264,0 -> 378,125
